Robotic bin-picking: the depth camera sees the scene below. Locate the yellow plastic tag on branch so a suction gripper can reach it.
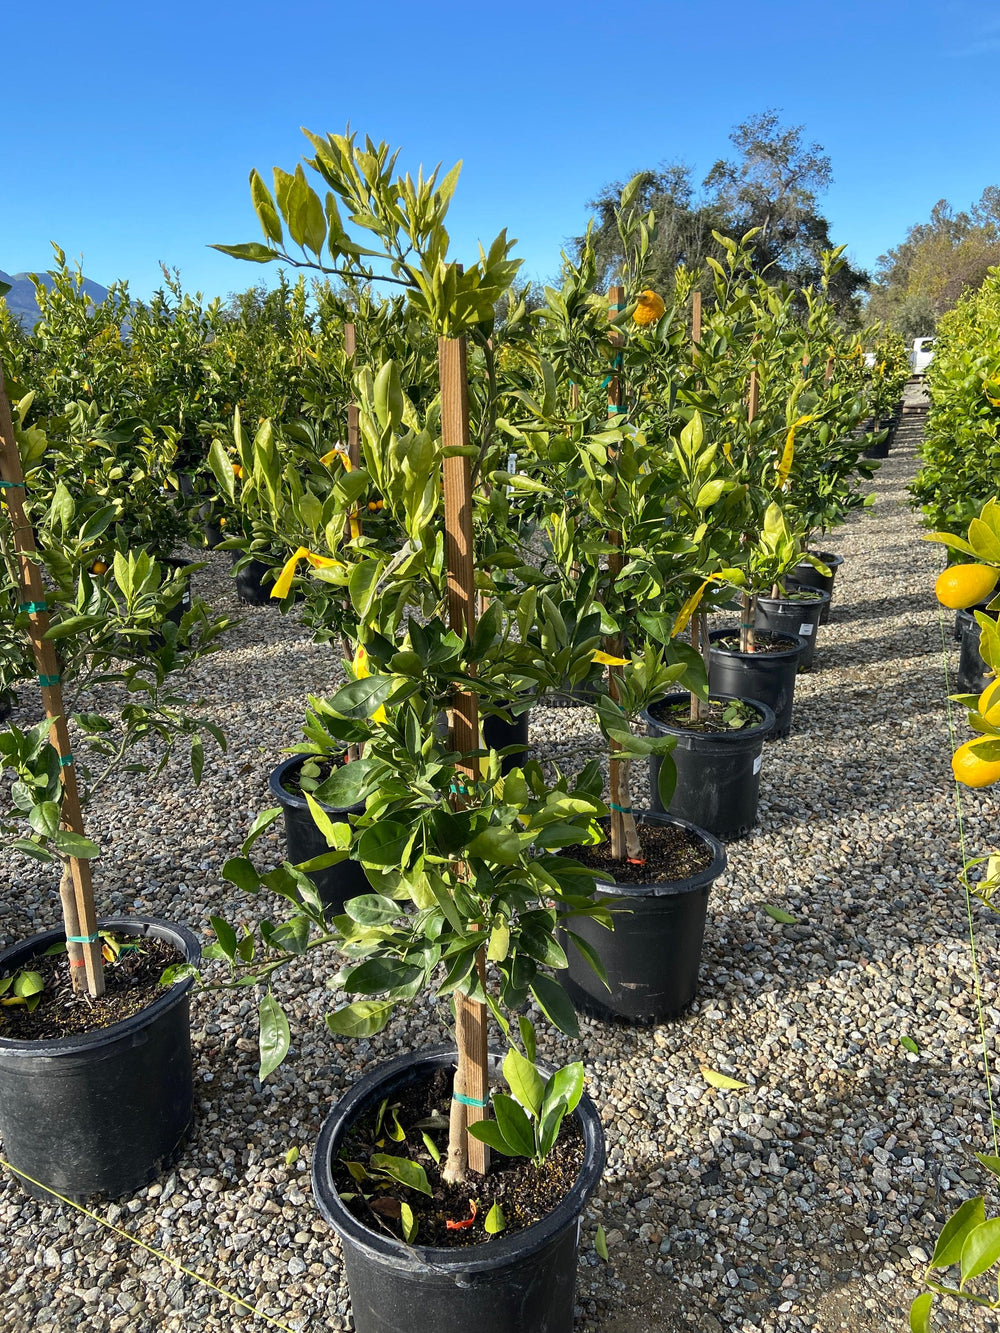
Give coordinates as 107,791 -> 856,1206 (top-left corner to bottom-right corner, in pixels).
271,547 -> 341,599
320,445 -> 353,470
673,579 -> 711,637
592,650 -> 629,667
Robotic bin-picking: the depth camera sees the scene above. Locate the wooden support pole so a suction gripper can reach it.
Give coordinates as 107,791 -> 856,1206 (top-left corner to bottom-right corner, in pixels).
690,290 -> 708,721
691,290 -> 702,350
0,366 -> 105,996
438,330 -> 489,1179
741,364 -> 759,654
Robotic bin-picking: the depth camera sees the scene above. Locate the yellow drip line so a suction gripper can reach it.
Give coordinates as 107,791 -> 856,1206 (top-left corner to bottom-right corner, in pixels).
0,1156 -> 303,1332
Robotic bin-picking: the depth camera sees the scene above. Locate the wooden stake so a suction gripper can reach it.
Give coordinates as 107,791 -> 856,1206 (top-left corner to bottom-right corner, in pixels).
690,291 -> 708,721
0,366 -> 105,996
691,290 -> 702,350
747,369 -> 760,423
740,363 -> 759,653
438,330 -> 489,1178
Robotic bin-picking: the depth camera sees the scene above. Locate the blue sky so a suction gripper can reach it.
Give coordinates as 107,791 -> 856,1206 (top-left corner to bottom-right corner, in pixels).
4,0 -> 998,302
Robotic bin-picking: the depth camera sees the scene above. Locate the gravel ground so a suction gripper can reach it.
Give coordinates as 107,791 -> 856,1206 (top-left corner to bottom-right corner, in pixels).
3,381 -> 1000,1331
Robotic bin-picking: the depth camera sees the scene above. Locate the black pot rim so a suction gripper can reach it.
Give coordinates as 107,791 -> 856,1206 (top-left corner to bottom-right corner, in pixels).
708,628 -> 804,661
642,691 -> 775,742
269,754 -> 363,817
311,1045 -> 605,1271
588,810 -> 726,898
758,586 -> 831,609
796,550 -> 843,571
0,916 -> 200,1056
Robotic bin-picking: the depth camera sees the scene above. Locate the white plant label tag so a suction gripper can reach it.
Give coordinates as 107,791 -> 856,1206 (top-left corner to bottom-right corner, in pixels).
753,754 -> 762,774
507,452 -> 517,497
799,622 -> 814,636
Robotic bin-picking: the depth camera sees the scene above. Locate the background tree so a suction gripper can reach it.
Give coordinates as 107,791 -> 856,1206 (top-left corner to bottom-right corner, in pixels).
580,110 -> 867,321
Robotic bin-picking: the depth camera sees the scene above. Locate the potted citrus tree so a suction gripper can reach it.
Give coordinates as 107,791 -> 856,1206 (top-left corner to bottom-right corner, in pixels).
0,375 -> 231,1202
208,127 -> 616,1333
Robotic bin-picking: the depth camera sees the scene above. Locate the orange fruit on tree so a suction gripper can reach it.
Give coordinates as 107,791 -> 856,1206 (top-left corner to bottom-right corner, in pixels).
632,290 -> 665,327
90,559 -> 109,575
952,737 -> 1000,788
934,563 -> 999,610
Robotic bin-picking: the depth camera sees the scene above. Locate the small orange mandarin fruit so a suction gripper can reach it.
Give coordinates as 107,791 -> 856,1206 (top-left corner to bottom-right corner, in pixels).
633,290 -> 666,327
90,559 -> 109,575
935,563 -> 999,610
952,737 -> 1000,788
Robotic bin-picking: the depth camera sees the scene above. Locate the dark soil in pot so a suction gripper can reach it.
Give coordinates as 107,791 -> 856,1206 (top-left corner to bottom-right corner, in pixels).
0,915 -> 199,1203
791,551 -> 842,623
756,586 -> 830,671
708,629 -> 804,740
643,692 -> 774,840
562,811 -> 726,1022
269,754 -> 368,916
312,1046 -> 605,1333
332,1062 -> 584,1248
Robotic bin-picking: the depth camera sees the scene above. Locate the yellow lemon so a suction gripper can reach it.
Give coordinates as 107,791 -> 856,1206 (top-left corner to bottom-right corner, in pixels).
952,738 -> 1000,788
935,564 -> 999,610
632,290 -> 665,327
978,677 -> 1000,724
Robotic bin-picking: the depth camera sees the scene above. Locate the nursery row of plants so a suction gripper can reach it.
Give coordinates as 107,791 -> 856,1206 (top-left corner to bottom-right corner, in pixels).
0,129 -> 934,1332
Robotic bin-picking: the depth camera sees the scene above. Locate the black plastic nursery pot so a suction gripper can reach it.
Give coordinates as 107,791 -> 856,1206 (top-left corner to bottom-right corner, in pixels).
707,629 -> 804,740
481,700 -> 531,775
643,692 -> 775,840
269,755 -> 368,916
231,553 -> 275,606
755,587 -> 831,671
790,550 -> 842,624
562,811 -> 726,1023
311,1046 -> 606,1333
957,610 -> 997,695
0,915 -> 200,1203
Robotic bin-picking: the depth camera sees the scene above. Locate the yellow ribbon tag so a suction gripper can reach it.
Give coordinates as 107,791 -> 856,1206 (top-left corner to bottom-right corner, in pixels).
592,649 -> 629,667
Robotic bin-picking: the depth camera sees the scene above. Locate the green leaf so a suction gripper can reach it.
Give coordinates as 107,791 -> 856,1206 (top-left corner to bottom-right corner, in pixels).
400,1200 -> 418,1243
543,1062 -> 584,1117
210,241 -> 280,263
900,1036 -> 920,1055
930,1196 -> 986,1268
492,1093 -> 537,1157
241,807 -> 282,854
330,676 -> 394,719
975,1153 -> 1000,1178
370,1154 -> 432,1195
529,973 -> 579,1038
209,916 -> 238,959
484,1201 -> 506,1235
503,1047 -> 544,1117
595,1223 -> 609,1262
656,753 -> 677,810
960,1217 -> 1000,1283
325,1000 -> 395,1038
223,856 -> 261,893
908,1291 -> 933,1333
467,1118 -> 519,1156
13,970 -> 43,998
49,830 -> 100,859
190,735 -> 204,786
258,993 -> 290,1082
28,801 -> 61,839
285,1146 -> 300,1167
517,1013 -> 536,1063
763,904 -> 798,924
344,894 -> 400,926
313,756 -> 378,808
421,1130 -> 441,1163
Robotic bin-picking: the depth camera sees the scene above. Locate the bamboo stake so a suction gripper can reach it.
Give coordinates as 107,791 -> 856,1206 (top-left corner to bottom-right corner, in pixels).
344,323 -> 362,543
740,365 -> 759,653
0,366 -> 105,996
438,330 -> 489,1180
690,290 -> 708,722
604,287 -> 640,862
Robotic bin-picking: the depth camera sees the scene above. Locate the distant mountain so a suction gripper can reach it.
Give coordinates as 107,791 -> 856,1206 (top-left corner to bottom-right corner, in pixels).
0,268 -> 111,331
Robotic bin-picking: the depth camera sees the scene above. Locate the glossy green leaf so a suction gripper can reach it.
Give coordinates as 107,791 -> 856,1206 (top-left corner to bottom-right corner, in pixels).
258,993 -> 290,1082
930,1196 -> 985,1268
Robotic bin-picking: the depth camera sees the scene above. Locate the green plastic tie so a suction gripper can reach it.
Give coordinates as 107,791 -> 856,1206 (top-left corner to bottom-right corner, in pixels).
607,404 -> 628,414
19,600 -> 48,613
59,753 -> 73,768
38,673 -> 60,688
67,932 -> 99,945
608,802 -> 633,814
453,1092 -> 490,1108
0,480 -> 25,489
